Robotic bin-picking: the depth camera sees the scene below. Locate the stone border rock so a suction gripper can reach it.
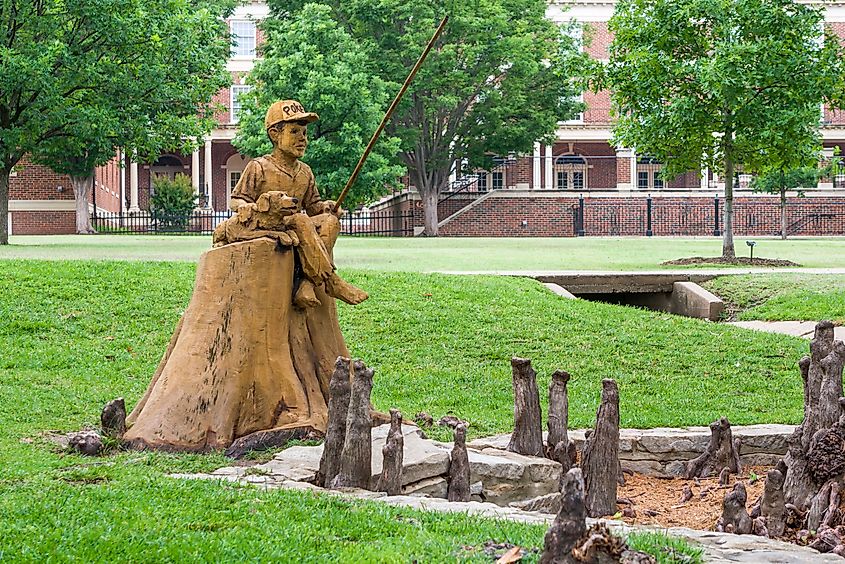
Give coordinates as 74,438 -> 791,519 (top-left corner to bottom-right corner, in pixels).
468,424 -> 796,478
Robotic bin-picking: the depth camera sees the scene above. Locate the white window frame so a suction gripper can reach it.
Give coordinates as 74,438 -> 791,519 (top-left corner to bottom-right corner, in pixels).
230,85 -> 252,124
231,20 -> 256,58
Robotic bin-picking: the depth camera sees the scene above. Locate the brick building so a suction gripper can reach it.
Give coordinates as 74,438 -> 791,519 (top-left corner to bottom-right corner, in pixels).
8,0 -> 845,236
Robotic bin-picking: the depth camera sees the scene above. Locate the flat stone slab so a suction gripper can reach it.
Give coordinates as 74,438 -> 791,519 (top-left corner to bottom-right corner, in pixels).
467,424 -> 796,477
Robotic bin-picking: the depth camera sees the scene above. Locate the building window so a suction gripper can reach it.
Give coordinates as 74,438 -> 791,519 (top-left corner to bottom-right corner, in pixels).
555,154 -> 587,190
231,20 -> 256,57
492,171 -> 504,190
230,85 -> 252,123
636,156 -> 664,190
476,172 -> 488,192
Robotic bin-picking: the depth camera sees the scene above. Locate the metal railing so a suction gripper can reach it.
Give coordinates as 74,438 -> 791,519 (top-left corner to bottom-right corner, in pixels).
92,210 -> 230,235
340,209 -> 415,236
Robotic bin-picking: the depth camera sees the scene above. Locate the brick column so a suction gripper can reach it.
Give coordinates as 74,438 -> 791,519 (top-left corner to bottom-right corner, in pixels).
616,147 -> 634,190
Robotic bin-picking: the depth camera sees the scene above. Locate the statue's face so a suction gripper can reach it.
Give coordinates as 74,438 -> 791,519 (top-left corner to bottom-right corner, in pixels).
270,120 -> 308,159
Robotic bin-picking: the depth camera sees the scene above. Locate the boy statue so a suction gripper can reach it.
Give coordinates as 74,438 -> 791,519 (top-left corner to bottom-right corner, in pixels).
229,100 -> 368,308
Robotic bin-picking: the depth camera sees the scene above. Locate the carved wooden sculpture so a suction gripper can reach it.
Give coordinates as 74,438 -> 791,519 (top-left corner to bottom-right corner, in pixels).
376,409 -> 404,495
448,423 -> 471,502
582,378 -> 620,518
316,357 -> 353,487
124,101 -> 371,453
685,417 -> 741,479
331,360 -> 375,490
508,357 -> 543,457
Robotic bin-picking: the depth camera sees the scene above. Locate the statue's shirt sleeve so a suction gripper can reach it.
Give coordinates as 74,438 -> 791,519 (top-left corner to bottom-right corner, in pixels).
231,160 -> 262,204
301,164 -> 323,216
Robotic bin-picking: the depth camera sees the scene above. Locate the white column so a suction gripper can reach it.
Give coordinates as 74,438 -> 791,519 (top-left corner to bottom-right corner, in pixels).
119,150 -> 126,212
700,167 -> 709,190
532,142 -> 541,189
191,146 -> 200,195
544,144 -> 553,189
630,150 -> 638,188
129,159 -> 140,212
204,139 -> 213,209
819,147 -> 835,189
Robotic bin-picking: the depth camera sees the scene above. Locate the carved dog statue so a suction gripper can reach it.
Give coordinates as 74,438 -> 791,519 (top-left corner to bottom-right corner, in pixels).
213,191 -> 301,247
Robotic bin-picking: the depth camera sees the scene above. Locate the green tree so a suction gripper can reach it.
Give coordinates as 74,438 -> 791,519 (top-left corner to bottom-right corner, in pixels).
0,0 -> 234,242
749,166 -> 820,240
234,4 -> 404,210
271,0 -> 584,235
598,0 -> 845,258
150,173 -> 197,231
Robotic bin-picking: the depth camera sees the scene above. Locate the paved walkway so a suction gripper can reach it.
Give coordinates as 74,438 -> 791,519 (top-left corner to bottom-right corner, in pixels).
443,268 -> 845,276
729,320 -> 845,340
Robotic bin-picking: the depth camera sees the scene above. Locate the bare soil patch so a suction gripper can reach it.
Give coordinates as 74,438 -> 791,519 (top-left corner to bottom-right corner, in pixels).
615,467 -> 768,531
662,257 -> 800,267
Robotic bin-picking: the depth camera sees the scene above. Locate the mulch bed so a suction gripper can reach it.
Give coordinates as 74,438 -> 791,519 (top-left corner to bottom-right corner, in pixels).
662,257 -> 801,267
615,467 -> 768,531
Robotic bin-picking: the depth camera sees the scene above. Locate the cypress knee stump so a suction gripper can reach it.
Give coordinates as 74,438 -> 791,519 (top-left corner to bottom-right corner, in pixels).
125,238 -> 349,451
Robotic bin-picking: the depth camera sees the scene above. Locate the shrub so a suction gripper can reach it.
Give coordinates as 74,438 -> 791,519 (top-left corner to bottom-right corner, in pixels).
150,174 -> 197,231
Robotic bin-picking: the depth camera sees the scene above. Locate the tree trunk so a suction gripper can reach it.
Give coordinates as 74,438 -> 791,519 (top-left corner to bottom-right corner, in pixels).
722,155 -> 735,259
331,359 -> 375,490
376,408 -> 404,496
581,378 -> 620,518
124,239 -> 348,451
780,186 -> 787,240
317,357 -> 353,487
420,187 -> 439,237
70,173 -> 94,234
0,165 -> 12,245
507,357 -> 544,457
447,423 -> 470,502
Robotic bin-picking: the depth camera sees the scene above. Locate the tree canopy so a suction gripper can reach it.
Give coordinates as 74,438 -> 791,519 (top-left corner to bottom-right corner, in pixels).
0,0 -> 234,241
233,4 -> 404,210
598,0 -> 845,257
268,0 -> 584,235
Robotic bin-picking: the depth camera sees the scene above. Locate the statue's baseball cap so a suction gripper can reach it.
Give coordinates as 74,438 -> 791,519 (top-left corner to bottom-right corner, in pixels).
264,100 -> 319,130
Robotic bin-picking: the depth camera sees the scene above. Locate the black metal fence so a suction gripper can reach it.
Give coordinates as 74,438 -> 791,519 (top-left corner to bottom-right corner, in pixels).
92,208 -> 416,237
339,209 -> 415,236
572,195 -> 845,237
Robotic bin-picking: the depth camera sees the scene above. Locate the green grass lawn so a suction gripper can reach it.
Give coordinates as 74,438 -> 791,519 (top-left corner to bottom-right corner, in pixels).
703,274 -> 845,323
0,259 -> 810,560
5,234 -> 845,270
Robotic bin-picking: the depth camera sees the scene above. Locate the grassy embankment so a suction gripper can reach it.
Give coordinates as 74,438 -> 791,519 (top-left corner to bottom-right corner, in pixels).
1,259 -> 815,560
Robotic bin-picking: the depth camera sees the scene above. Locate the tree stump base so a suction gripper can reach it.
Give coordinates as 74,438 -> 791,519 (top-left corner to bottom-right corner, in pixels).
124,239 -> 351,452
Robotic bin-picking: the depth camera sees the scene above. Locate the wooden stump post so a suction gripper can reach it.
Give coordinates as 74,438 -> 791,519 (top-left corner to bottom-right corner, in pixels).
761,468 -> 786,538
540,468 -> 586,563
376,408 -> 404,496
508,357 -> 543,457
716,482 -> 752,534
317,357 -> 352,487
331,359 -> 374,490
685,417 -> 741,479
447,423 -> 471,502
780,321 -> 845,534
101,398 -> 126,439
581,378 -> 620,518
547,370 -> 573,471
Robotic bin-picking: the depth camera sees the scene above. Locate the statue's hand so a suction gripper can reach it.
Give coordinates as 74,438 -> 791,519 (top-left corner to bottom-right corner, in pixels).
276,231 -> 298,247
322,200 -> 343,217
